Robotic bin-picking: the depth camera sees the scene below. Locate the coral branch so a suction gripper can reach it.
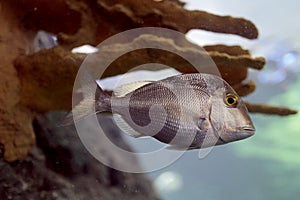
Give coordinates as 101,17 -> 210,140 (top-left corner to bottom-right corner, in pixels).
208,52 -> 265,70
14,35 -> 265,114
245,102 -> 298,116
15,47 -> 83,112
204,45 -> 250,56
57,0 -> 259,48
177,10 -> 258,39
233,81 -> 256,97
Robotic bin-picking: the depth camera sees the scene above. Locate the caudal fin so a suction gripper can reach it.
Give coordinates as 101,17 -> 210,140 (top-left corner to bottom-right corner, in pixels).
59,84 -> 111,126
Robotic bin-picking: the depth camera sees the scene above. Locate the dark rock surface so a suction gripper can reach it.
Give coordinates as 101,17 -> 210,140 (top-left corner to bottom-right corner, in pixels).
0,112 -> 160,200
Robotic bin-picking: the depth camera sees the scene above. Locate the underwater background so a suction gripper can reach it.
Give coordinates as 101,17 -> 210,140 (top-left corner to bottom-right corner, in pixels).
125,0 -> 300,199
0,0 -> 299,199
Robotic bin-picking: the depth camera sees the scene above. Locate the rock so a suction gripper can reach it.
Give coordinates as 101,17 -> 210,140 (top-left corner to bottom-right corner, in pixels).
0,112 -> 160,200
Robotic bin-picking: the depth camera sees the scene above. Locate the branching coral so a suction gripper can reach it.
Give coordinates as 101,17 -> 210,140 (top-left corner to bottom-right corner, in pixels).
0,0 -> 297,161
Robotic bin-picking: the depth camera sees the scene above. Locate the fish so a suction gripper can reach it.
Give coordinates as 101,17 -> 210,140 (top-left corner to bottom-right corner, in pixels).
62,73 -> 255,149
32,30 -> 57,52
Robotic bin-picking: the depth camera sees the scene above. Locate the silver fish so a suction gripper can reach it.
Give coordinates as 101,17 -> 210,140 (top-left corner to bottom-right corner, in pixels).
62,73 -> 255,149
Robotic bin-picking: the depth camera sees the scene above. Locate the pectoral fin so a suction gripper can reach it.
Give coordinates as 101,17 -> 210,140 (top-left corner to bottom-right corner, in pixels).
198,117 -> 209,132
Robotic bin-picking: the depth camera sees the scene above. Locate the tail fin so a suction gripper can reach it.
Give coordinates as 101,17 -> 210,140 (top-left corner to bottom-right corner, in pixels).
59,84 -> 111,126
95,84 -> 111,112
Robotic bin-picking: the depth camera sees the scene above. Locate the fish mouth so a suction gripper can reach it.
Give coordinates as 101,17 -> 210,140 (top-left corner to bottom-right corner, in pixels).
239,126 -> 255,137
241,126 -> 255,132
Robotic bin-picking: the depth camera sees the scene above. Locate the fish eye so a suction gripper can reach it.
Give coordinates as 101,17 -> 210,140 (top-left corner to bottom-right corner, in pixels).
225,93 -> 238,107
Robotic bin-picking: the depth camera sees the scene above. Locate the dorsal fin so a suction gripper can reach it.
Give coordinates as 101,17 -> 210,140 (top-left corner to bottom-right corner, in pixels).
113,81 -> 152,97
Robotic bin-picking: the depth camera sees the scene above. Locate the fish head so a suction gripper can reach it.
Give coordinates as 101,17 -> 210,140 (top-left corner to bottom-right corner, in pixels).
209,81 -> 255,144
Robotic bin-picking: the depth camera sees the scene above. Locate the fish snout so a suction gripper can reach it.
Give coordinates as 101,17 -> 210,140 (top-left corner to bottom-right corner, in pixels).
239,125 -> 255,138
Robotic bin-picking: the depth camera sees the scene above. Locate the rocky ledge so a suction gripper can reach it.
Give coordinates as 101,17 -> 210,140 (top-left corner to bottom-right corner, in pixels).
0,112 -> 160,200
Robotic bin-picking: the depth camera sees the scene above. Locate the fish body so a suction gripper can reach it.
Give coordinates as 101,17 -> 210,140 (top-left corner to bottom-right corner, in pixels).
64,73 -> 255,149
